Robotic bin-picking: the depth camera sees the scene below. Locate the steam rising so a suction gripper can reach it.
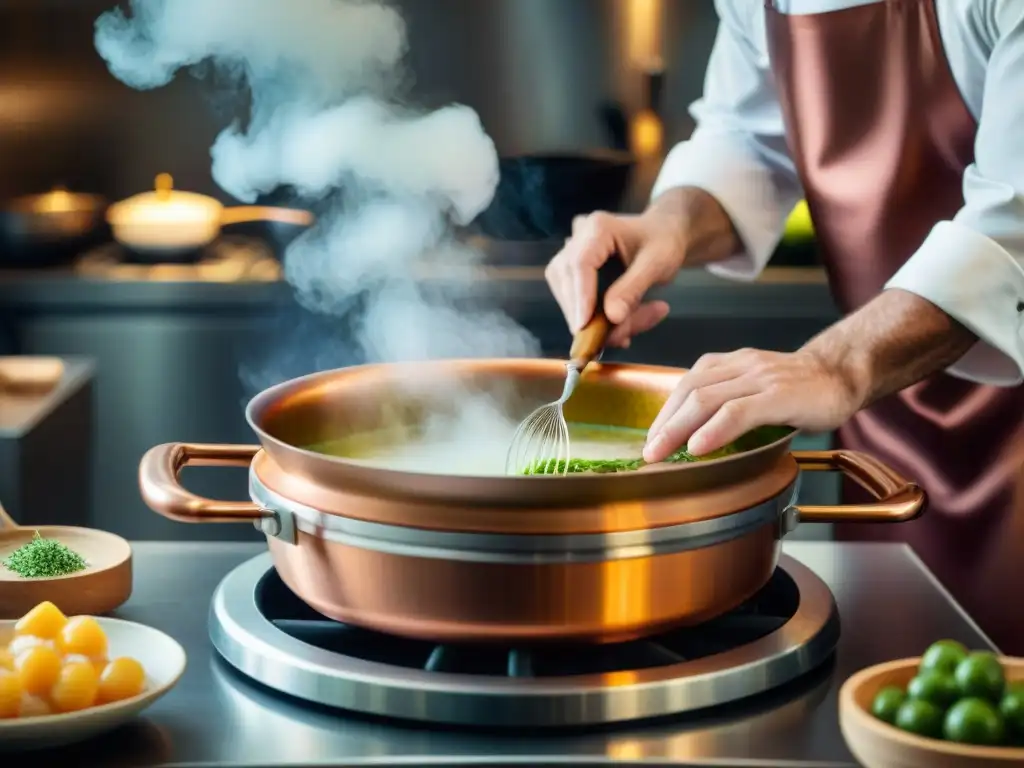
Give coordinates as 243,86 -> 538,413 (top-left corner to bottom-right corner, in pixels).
95,0 -> 542,466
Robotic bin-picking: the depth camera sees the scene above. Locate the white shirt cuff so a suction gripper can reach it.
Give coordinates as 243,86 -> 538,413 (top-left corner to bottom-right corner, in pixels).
886,221 -> 1024,386
651,135 -> 796,282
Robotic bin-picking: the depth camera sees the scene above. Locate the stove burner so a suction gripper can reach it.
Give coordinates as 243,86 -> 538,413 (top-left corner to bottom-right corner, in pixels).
210,553 -> 839,728
74,236 -> 280,280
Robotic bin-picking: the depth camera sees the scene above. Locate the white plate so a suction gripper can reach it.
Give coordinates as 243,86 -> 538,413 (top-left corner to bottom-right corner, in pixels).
0,616 -> 186,751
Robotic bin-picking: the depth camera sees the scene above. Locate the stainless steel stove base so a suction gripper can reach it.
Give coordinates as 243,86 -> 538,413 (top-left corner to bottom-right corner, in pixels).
209,553 -> 840,728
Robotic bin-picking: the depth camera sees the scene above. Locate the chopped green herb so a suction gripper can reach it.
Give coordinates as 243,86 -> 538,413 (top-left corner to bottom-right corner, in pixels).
523,457 -> 644,475
521,447 -> 715,475
521,426 -> 793,476
2,531 -> 87,578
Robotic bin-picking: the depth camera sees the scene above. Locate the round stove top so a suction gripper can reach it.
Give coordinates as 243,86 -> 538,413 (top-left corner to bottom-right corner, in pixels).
209,553 -> 839,728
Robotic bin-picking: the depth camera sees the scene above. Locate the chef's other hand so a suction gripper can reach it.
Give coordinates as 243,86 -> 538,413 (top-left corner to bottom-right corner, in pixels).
544,209 -> 684,348
643,348 -> 864,462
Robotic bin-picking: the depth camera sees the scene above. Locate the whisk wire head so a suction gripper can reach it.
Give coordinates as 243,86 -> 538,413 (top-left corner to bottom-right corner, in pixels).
505,394 -> 572,476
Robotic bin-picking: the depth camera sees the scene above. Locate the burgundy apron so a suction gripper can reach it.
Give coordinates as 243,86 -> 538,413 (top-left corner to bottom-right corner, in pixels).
765,0 -> 1024,652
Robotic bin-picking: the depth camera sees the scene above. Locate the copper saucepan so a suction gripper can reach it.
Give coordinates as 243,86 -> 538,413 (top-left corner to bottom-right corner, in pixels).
138,359 -> 925,644
107,173 -> 314,255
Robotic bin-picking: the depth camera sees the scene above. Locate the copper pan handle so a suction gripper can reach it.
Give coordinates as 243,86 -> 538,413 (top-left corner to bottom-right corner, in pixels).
790,449 -> 926,523
139,443 -> 263,524
219,205 -> 314,227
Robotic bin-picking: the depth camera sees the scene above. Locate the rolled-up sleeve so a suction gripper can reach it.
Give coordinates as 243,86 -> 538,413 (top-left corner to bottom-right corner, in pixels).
651,5 -> 803,281
886,10 -> 1024,386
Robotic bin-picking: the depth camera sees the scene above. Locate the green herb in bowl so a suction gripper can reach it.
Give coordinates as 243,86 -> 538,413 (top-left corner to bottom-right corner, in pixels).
2,531 -> 87,578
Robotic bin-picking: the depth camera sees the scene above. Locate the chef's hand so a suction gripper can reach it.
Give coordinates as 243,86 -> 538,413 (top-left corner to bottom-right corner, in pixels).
545,187 -> 743,348
544,210 -> 682,348
643,348 -> 865,462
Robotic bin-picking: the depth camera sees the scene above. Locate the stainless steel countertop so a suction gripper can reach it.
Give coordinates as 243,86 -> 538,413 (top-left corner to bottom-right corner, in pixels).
31,540 -> 993,768
0,267 -> 837,320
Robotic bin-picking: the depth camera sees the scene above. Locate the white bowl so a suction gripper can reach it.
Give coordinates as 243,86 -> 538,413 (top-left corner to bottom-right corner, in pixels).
0,616 -> 186,751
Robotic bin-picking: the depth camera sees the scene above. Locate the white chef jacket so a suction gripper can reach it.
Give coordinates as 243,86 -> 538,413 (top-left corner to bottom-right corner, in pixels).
652,0 -> 1024,386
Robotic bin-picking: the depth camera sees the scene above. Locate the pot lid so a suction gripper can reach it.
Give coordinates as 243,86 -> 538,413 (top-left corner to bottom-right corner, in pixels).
107,173 -> 222,225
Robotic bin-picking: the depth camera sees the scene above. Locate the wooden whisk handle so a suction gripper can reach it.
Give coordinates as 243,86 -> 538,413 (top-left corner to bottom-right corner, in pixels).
570,311 -> 613,366
569,257 -> 624,368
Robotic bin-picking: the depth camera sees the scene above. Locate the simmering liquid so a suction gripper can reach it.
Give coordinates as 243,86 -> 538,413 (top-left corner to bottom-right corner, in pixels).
306,422 -> 648,477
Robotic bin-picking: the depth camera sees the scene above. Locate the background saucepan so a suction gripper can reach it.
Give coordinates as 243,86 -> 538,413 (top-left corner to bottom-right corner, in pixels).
469,150 -> 635,247
106,173 -> 315,259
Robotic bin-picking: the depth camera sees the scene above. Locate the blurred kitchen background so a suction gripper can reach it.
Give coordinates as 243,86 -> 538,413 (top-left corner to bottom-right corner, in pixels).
0,0 -> 834,541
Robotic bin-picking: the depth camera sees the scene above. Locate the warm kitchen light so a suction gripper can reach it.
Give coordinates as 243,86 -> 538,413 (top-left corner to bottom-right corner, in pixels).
627,0 -> 665,73
607,740 -> 646,759
32,188 -> 75,213
630,109 -> 664,158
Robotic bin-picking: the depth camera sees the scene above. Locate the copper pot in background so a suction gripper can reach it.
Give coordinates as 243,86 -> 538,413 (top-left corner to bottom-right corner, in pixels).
138,360 -> 925,644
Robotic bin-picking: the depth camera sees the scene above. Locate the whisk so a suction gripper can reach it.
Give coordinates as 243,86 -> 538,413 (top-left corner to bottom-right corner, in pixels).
505,259 -> 624,476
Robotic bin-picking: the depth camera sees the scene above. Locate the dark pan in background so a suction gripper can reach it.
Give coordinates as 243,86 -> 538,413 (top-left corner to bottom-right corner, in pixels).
0,188 -> 109,268
471,150 -> 636,242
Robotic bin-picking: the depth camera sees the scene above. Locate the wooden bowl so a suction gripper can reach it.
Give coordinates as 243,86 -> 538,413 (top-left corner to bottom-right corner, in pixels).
0,502 -> 132,618
0,356 -> 64,394
840,657 -> 1024,767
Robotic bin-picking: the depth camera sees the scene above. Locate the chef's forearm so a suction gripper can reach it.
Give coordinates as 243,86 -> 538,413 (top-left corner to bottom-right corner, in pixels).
801,288 -> 978,408
645,186 -> 744,267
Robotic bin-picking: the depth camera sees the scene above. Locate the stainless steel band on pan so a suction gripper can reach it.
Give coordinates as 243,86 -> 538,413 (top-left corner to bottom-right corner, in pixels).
248,468 -> 801,563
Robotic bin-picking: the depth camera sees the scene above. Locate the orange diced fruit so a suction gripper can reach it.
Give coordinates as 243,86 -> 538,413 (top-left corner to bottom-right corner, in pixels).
50,661 -> 99,713
0,670 -> 22,718
97,657 -> 145,704
15,645 -> 62,696
7,635 -> 53,658
60,616 -> 107,659
14,601 -> 67,640
0,648 -> 13,671
65,653 -> 107,677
